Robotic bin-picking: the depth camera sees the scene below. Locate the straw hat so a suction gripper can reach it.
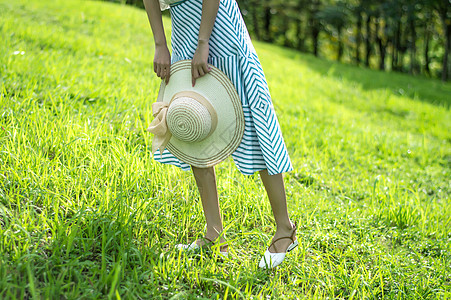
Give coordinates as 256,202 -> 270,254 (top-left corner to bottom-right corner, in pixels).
147,60 -> 244,168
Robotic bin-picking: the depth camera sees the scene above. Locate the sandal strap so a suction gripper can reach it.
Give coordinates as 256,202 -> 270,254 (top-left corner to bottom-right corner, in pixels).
268,223 -> 297,253
199,237 -> 228,252
202,237 -> 213,244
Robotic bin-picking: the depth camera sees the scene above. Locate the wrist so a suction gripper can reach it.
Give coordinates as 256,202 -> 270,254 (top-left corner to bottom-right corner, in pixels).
197,38 -> 209,45
155,41 -> 168,48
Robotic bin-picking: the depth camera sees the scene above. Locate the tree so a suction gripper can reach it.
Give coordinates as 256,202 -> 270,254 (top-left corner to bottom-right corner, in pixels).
405,0 -> 421,74
308,0 -> 322,56
242,0 -> 262,40
316,1 -> 351,61
351,1 -> 364,64
293,0 -> 308,51
262,0 -> 274,42
237,0 -> 447,79
430,0 -> 451,81
360,0 -> 378,67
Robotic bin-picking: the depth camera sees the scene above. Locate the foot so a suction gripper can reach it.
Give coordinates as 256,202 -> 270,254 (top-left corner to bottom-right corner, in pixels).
194,229 -> 228,252
176,234 -> 228,256
195,234 -> 228,253
259,222 -> 298,269
268,222 -> 297,253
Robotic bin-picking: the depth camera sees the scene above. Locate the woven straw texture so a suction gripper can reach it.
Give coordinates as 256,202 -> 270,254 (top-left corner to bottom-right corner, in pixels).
159,60 -> 245,168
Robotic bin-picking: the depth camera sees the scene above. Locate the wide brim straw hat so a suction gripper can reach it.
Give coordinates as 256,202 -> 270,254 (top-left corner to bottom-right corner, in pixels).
147,60 -> 245,168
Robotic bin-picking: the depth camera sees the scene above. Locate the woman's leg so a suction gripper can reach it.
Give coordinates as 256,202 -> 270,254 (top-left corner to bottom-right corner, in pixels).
192,166 -> 227,251
259,169 -> 295,253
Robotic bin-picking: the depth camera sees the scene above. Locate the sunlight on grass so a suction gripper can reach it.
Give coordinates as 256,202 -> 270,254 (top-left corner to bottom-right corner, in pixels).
0,0 -> 450,298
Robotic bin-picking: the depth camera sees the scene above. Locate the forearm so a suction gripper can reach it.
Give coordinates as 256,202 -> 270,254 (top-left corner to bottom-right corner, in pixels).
143,0 -> 167,47
198,0 -> 220,44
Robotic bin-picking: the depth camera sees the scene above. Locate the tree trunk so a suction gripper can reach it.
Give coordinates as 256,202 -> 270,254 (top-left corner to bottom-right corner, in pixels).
375,17 -> 386,70
355,10 -> 362,64
312,27 -> 320,57
309,0 -> 321,57
398,18 -> 408,73
439,10 -> 450,81
337,27 -> 343,61
250,1 -> 261,40
263,5 -> 272,42
379,41 -> 386,71
365,13 -> 372,67
295,15 -> 305,51
391,30 -> 396,71
391,19 -> 401,71
409,14 -> 417,75
423,22 -> 431,76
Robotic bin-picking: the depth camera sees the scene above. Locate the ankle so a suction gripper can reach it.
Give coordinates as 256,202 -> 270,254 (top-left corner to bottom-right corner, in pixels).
206,226 -> 224,240
196,233 -> 228,252
276,221 -> 295,234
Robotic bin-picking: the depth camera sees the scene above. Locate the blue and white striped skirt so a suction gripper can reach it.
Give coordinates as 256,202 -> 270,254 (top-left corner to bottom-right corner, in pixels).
153,0 -> 293,175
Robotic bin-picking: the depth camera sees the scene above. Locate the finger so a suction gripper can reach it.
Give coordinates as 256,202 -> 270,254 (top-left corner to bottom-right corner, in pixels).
165,72 -> 170,84
203,64 -> 211,75
192,68 -> 199,87
156,64 -> 162,79
159,65 -> 166,81
198,66 -> 205,77
191,63 -> 195,86
161,65 -> 167,82
154,63 -> 157,74
165,66 -> 171,84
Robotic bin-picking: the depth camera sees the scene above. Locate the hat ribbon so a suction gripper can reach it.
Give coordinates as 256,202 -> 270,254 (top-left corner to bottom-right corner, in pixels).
147,102 -> 172,157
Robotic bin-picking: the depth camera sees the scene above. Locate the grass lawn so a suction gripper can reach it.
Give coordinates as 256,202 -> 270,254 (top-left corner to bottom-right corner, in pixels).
0,0 -> 450,298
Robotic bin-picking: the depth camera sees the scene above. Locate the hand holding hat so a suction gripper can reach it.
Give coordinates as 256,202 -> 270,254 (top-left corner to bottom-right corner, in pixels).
153,44 -> 171,84
147,60 -> 244,168
191,40 -> 210,87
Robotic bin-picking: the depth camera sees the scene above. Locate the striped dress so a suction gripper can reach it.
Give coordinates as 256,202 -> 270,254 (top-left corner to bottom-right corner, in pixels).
154,0 -> 293,176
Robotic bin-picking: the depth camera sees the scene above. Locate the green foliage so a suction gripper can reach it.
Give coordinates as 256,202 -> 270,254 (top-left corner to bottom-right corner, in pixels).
0,0 -> 450,298
235,0 -> 450,80
316,1 -> 350,33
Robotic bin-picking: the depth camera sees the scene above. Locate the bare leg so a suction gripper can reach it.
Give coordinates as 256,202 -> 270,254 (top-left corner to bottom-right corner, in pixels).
192,166 -> 227,251
259,169 -> 295,253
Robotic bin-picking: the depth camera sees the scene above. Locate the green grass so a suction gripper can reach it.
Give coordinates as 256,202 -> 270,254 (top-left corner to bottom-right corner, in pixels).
0,0 -> 450,298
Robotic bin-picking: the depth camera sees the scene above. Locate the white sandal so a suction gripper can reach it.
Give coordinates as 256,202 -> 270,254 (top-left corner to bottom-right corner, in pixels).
258,224 -> 298,269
